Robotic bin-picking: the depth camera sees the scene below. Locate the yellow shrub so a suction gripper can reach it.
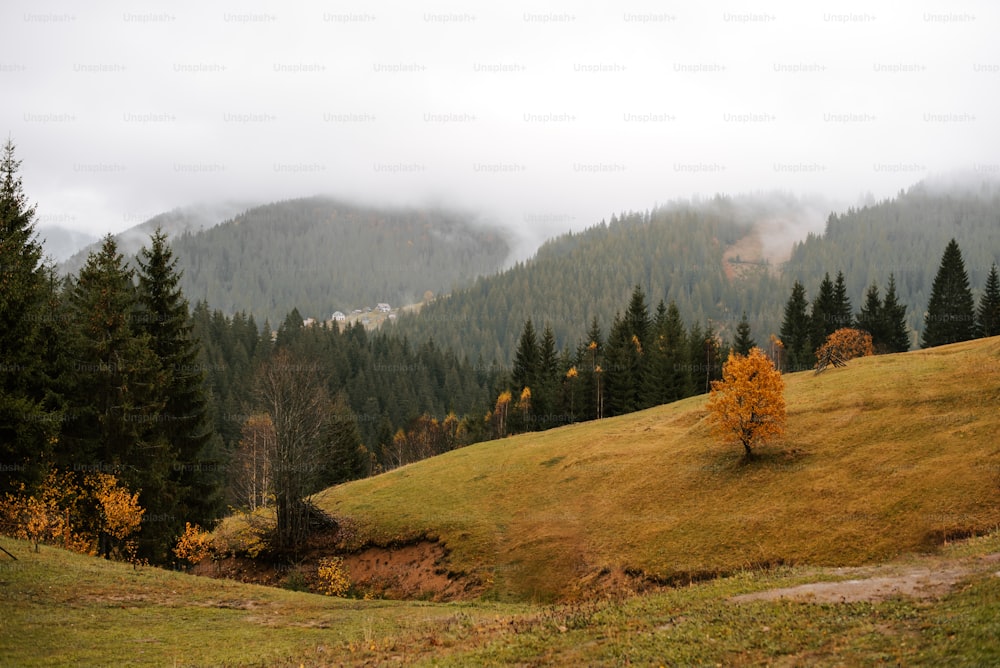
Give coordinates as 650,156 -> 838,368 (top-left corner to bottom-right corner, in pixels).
317,556 -> 351,596
174,522 -> 214,565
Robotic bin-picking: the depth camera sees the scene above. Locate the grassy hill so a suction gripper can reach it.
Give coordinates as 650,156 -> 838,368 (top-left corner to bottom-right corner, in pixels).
315,336 -> 1000,602
4,339 -> 1000,665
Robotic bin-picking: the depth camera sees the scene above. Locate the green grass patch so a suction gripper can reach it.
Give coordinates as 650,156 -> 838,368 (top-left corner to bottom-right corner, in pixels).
3,530 -> 999,665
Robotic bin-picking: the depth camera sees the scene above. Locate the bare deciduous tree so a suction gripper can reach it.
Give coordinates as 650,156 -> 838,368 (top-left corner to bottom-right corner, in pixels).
254,349 -> 332,553
231,414 -> 275,512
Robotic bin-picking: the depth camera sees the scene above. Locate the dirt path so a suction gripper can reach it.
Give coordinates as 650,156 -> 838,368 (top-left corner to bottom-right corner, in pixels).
731,552 -> 1000,604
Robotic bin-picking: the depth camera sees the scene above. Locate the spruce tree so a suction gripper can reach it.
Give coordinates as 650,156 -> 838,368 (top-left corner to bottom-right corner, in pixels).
0,138 -> 57,492
733,312 -> 756,356
511,319 -> 539,392
643,300 -> 689,406
810,273 -> 836,353
831,271 -> 853,331
604,313 -> 641,415
975,263 -> 1000,338
535,324 -> 559,428
922,239 -> 975,348
65,235 -> 169,556
855,282 -> 885,349
780,281 -> 813,371
663,302 -> 691,401
624,285 -> 651,350
135,229 -> 222,536
882,274 -> 910,352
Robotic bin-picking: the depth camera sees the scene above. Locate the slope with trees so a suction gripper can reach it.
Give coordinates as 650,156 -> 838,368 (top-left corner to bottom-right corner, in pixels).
392,184 -> 1000,368
169,198 -> 512,324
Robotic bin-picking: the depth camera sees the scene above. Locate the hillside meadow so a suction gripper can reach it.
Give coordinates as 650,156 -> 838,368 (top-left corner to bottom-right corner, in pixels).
314,336 -> 1000,601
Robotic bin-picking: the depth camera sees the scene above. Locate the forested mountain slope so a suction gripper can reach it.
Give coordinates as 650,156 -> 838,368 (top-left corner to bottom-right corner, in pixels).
59,198 -> 512,327
392,193 -> 818,364
392,183 -> 1000,365
171,198 -> 511,325
785,181 -> 1000,335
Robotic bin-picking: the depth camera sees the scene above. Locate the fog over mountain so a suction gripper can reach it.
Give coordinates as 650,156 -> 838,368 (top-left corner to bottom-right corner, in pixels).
3,0 -> 997,248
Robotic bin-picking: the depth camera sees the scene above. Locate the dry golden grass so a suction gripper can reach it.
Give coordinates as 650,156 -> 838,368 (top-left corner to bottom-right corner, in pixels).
315,336 -> 1000,601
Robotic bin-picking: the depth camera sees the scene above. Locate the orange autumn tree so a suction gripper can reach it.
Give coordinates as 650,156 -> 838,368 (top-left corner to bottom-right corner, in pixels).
91,473 -> 144,560
173,522 -> 214,566
0,469 -> 144,558
0,469 -> 77,553
707,347 -> 786,459
815,327 -> 875,366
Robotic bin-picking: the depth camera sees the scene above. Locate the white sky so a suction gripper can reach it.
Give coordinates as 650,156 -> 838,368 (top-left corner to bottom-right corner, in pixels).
3,0 -> 998,244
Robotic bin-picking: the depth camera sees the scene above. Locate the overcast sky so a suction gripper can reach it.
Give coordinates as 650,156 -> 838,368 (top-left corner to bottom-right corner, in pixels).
3,0 -> 998,244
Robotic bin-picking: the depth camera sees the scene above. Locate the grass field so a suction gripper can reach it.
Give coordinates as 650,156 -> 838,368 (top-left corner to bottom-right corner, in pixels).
3,530 -> 999,665
3,337 -> 999,665
315,336 -> 1000,601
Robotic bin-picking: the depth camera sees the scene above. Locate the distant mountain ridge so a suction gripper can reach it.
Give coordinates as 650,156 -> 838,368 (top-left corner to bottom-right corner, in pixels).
170,197 -> 512,324
56,197 -> 513,326
58,201 -> 255,276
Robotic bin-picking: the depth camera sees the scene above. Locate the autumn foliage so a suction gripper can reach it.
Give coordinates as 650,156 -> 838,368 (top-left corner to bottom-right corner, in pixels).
173,522 -> 214,565
0,469 -> 144,559
707,348 -> 786,458
317,556 -> 351,596
815,328 -> 875,366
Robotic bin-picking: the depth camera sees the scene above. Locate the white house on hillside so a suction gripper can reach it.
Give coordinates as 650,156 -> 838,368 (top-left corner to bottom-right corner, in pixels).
376,302 -> 391,313
332,311 -> 346,322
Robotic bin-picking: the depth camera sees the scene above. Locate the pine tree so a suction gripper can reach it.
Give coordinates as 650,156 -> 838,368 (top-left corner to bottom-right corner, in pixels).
831,271 -> 853,331
511,319 -> 539,392
643,300 -> 689,406
535,324 -> 559,428
855,282 -> 885,349
922,239 -> 976,348
624,285 -> 651,350
780,281 -> 813,371
0,138 -> 58,492
810,273 -> 836,354
64,236 -> 168,556
882,274 -> 910,353
135,229 -> 222,539
322,391 -> 364,485
975,263 -> 1000,338
662,302 -> 691,401
604,313 -> 641,415
733,312 -> 756,356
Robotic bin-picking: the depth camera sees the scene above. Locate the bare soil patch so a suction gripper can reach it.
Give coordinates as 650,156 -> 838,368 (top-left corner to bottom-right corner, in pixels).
343,541 -> 481,600
192,529 -> 481,601
730,552 -> 1000,604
